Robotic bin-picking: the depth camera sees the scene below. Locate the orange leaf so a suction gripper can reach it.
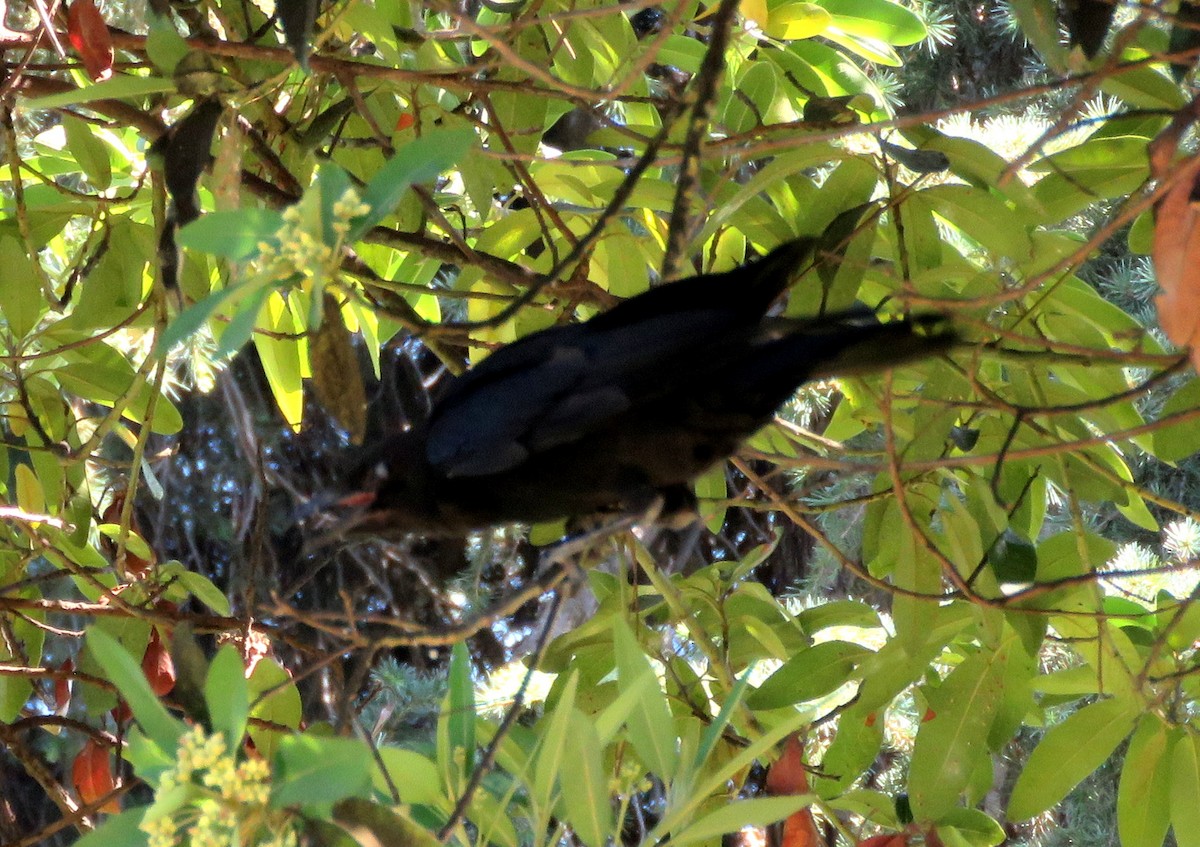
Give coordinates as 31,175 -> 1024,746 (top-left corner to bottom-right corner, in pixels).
780,809 -> 821,847
766,733 -> 810,795
1153,155 -> 1200,364
67,0 -> 114,81
767,734 -> 821,847
142,629 -> 177,696
72,740 -> 120,813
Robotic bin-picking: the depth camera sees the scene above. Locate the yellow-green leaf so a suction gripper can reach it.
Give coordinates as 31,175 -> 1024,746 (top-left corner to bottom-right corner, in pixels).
766,2 -> 832,39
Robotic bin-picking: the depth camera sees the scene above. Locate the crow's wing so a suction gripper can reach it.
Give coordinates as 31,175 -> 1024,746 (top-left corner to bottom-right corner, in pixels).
426,238 -> 818,480
425,309 -> 739,478
425,324 -> 591,477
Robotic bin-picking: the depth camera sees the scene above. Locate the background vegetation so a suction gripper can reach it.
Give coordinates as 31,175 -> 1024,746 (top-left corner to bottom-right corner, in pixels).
2,1 -> 1200,846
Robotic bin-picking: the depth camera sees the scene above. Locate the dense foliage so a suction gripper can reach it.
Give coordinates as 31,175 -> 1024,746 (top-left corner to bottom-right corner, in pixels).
3,1 -> 1200,846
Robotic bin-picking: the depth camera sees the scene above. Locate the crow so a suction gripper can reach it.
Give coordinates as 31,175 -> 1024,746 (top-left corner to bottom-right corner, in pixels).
337,238 -> 953,536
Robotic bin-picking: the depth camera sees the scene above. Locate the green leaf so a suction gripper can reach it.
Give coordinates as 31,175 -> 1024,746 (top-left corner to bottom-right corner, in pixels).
373,747 -> 445,806
934,808 -> 1006,847
896,190 -> 944,272
918,184 -> 1032,259
205,645 -> 249,747
828,789 -> 899,828
908,645 -> 1008,820
725,61 -> 780,133
247,657 -> 302,760
159,284 -> 247,353
254,301 -> 306,430
25,75 -> 175,109
1031,666 -> 1098,695
1006,0 -> 1068,69
693,463 -> 728,533
695,664 -> 755,769
613,619 -> 679,779
72,806 -> 149,847
854,603 -> 975,712
471,785 -> 523,847
124,726 -> 175,784
560,709 -> 612,846
1171,733 -> 1200,847
214,286 -> 272,360
1153,378 -> 1200,463
1008,697 -> 1138,820
593,669 -> 656,743
177,570 -> 231,616
766,2 -> 832,40
332,798 -> 442,847
146,15 -> 190,73
273,734 -> 374,808
818,0 -> 926,45
796,600 -> 881,632
1100,64 -> 1186,110
748,641 -> 867,708
58,344 -> 184,435
657,35 -> 706,74
0,236 -> 44,338
63,115 -> 112,189
86,627 -> 185,750
178,209 -> 284,260
1031,137 -> 1150,222
447,641 -> 476,774
1118,716 -> 1171,847
351,127 -> 475,240
0,672 -> 31,722
671,795 -> 816,847
534,671 -> 577,814
820,28 -> 901,65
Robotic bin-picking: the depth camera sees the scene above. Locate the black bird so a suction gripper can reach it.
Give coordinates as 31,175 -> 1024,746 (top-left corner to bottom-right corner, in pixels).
339,239 -> 953,536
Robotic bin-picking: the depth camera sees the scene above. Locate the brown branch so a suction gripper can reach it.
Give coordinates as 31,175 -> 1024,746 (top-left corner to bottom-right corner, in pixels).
662,0 -> 742,278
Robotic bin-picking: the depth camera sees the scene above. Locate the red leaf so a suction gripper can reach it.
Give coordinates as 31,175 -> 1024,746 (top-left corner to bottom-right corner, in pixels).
99,490 -> 154,576
99,493 -> 123,525
142,629 -> 177,696
111,699 -> 131,724
72,740 -> 120,813
67,0 -> 114,81
123,550 -> 154,578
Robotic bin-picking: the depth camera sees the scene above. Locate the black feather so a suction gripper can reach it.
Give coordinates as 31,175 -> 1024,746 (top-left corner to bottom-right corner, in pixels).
341,239 -> 954,535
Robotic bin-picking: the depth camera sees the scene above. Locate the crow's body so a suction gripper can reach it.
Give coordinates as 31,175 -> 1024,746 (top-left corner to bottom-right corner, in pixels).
346,239 -> 952,535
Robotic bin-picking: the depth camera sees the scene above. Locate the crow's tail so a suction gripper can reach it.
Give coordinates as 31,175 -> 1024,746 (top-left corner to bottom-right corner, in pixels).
792,312 -> 956,378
